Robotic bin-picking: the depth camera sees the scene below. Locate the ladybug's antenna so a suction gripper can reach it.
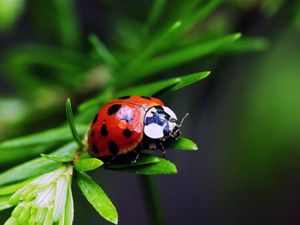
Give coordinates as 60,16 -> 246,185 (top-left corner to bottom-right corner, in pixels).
178,113 -> 189,127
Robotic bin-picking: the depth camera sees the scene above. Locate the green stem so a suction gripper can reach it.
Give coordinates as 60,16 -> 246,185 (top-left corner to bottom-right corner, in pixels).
139,175 -> 166,225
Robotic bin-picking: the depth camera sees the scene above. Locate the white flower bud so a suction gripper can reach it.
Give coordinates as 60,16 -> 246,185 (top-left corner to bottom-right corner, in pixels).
5,165 -> 73,225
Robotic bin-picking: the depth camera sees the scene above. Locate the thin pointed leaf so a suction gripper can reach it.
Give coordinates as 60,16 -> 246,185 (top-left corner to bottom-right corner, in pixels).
77,172 -> 118,224
40,154 -> 72,163
111,158 -> 177,175
178,0 -> 221,34
74,158 -> 103,172
106,154 -> 160,169
0,142 -> 78,186
89,34 -> 119,68
66,98 -> 85,147
121,21 -> 182,83
165,137 -> 198,150
155,0 -> 221,52
0,144 -> 54,164
169,71 -> 210,92
0,125 -> 87,150
132,33 -> 241,78
78,90 -> 112,113
64,181 -> 74,225
221,36 -> 270,53
0,196 -> 13,211
117,71 -> 210,97
145,0 -> 167,30
0,179 -> 32,196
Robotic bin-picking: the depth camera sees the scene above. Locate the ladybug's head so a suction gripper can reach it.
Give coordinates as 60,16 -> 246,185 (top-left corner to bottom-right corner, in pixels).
143,106 -> 188,141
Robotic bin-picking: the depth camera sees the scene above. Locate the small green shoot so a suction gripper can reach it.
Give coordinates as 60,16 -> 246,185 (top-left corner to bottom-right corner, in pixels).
89,34 -> 119,68
66,98 -> 85,148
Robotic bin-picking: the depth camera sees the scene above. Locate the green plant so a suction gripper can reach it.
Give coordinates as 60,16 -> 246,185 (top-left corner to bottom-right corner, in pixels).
0,0 -> 269,224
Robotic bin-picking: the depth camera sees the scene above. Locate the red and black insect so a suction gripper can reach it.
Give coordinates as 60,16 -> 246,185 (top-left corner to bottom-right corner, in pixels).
87,96 -> 187,162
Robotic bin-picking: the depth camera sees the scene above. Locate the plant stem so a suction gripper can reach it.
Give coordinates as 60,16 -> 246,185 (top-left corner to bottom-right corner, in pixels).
139,175 -> 166,225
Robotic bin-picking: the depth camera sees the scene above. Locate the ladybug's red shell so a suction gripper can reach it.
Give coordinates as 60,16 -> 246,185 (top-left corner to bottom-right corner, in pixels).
88,96 -> 164,160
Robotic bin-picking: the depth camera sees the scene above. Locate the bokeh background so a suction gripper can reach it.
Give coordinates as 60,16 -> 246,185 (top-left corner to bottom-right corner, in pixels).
1,0 -> 300,225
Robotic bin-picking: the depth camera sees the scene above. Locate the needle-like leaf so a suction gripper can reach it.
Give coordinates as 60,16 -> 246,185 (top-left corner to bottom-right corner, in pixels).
0,142 -> 78,186
89,34 -> 119,68
0,196 -> 13,211
66,98 -> 85,148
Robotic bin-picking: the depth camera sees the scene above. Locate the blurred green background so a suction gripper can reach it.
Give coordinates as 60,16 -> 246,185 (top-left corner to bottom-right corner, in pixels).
0,0 -> 300,224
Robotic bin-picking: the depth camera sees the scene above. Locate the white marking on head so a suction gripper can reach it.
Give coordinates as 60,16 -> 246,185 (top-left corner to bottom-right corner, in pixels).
144,107 -> 156,119
162,106 -> 177,120
144,124 -> 164,139
168,121 -> 177,131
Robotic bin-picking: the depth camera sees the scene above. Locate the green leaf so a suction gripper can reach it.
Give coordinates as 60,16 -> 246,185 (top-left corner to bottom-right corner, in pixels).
0,195 -> 12,211
121,21 -> 182,84
77,172 -> 118,224
0,124 -> 87,150
51,0 -> 81,48
111,158 -> 177,175
105,154 -> 160,169
0,179 -> 32,196
74,158 -> 103,172
165,137 -> 198,150
117,71 -> 210,97
64,181 -> 74,225
66,98 -> 85,148
78,89 -> 112,114
132,33 -> 241,78
145,0 -> 167,31
0,144 -> 54,164
40,153 -> 72,162
0,142 -> 78,186
89,34 -> 119,68
176,0 -> 221,35
221,36 -> 270,53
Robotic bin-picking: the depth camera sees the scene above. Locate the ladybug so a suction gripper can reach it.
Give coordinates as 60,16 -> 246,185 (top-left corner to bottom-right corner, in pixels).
87,96 -> 188,162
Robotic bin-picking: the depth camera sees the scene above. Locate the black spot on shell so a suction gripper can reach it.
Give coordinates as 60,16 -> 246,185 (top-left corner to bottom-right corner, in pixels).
93,114 -> 98,123
141,96 -> 151,100
108,141 -> 119,155
92,144 -> 98,153
123,129 -> 133,138
118,96 -> 131,99
100,124 -> 108,136
108,104 -> 121,115
90,130 -> 95,137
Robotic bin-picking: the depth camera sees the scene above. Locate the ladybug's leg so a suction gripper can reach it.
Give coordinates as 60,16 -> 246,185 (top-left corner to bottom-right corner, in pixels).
106,155 -> 117,165
158,142 -> 166,158
149,142 -> 157,150
130,151 -> 140,164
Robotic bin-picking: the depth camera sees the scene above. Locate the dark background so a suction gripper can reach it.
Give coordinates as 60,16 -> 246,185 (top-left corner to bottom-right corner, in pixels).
1,0 -> 300,225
